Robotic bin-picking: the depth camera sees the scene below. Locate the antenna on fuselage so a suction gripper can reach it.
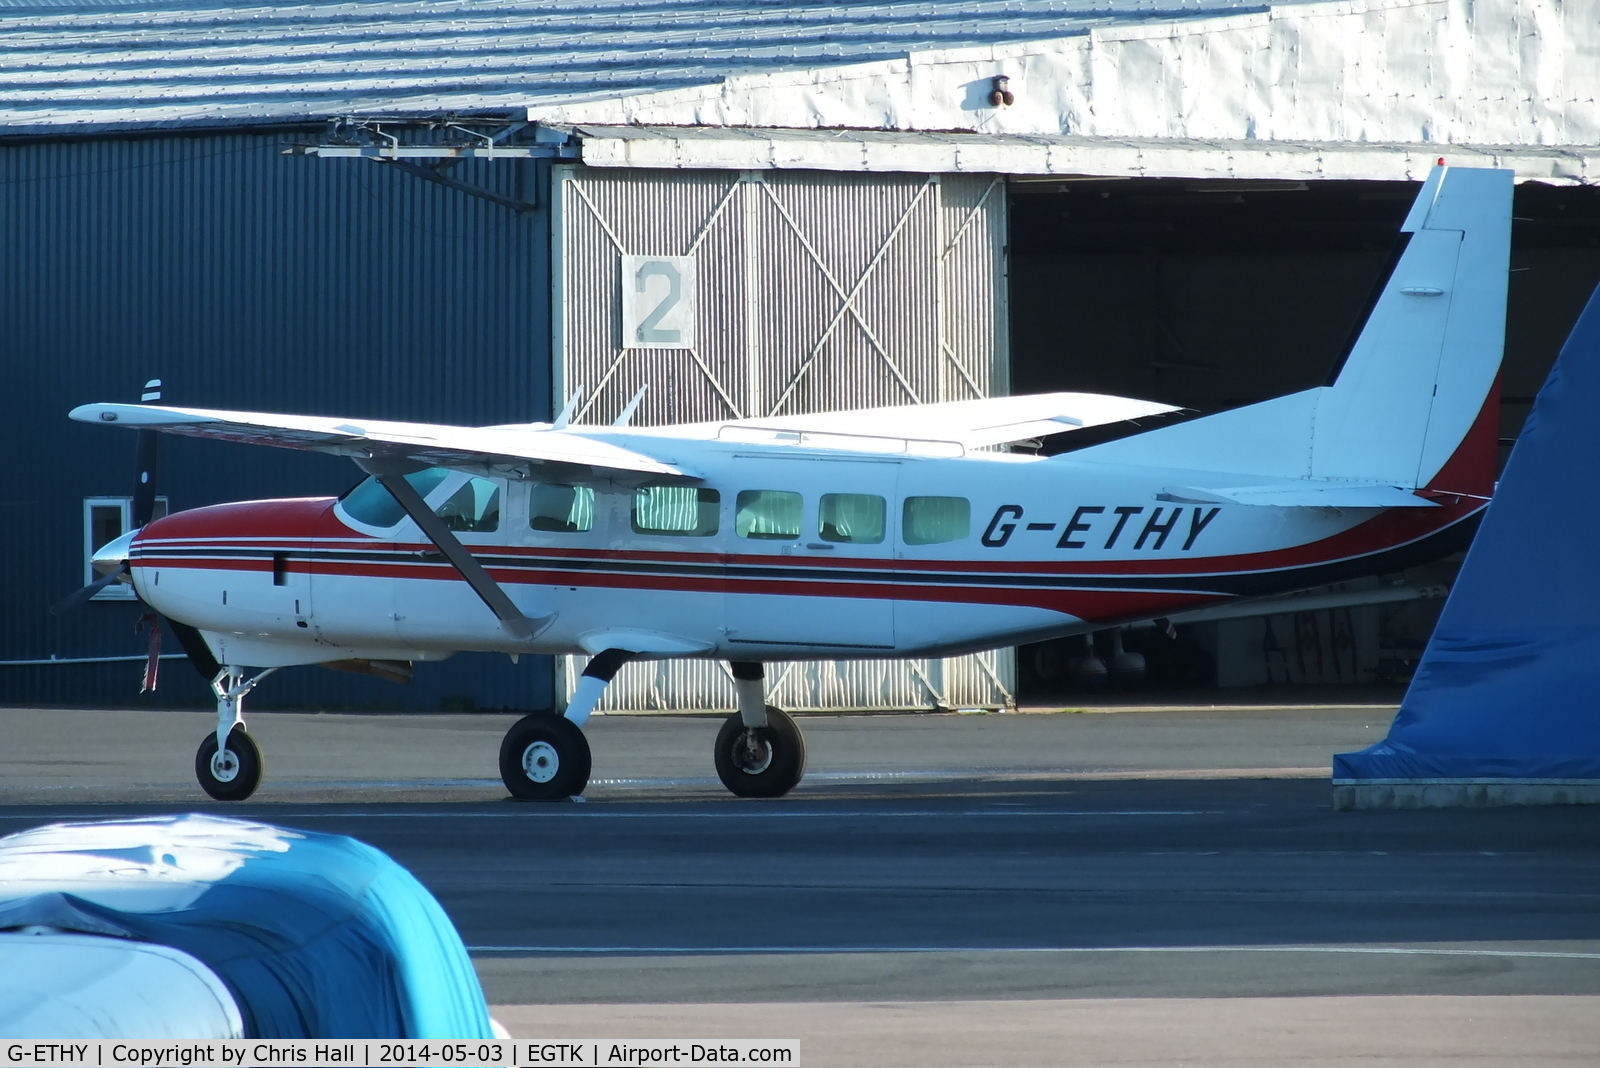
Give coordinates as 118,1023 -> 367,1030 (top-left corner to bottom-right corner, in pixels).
613,384 -> 649,427
552,385 -> 584,430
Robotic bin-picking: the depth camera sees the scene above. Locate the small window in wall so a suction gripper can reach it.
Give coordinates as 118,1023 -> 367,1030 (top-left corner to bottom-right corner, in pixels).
83,496 -> 168,599
633,485 -> 720,537
434,477 -> 501,533
902,496 -> 971,546
529,483 -> 595,533
736,490 -> 802,540
819,493 -> 886,544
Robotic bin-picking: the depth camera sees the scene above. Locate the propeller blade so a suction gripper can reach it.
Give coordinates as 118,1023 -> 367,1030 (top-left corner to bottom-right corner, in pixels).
132,431 -> 159,528
167,618 -> 221,680
49,565 -> 128,615
131,378 -> 162,528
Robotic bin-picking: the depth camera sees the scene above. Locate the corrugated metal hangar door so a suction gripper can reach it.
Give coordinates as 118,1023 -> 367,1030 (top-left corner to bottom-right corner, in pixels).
553,166 -> 1013,712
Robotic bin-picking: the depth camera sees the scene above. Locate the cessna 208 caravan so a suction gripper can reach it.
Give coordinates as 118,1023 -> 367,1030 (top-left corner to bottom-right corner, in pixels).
66,164 -> 1509,803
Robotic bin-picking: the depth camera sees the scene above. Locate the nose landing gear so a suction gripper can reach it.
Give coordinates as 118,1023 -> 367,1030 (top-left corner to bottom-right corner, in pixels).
195,726 -> 263,803
195,665 -> 274,801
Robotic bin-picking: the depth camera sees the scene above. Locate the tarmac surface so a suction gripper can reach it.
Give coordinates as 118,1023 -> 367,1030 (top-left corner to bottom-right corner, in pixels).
4,701 -> 1599,1064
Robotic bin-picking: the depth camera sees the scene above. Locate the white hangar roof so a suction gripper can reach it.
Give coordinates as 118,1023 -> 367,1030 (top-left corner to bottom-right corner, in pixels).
3,0 -> 1596,184
531,0 -> 1599,184
0,0 -> 1336,131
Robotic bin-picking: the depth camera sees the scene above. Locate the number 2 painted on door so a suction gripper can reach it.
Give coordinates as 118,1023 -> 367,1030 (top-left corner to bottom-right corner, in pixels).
636,261 -> 682,344
621,255 -> 695,350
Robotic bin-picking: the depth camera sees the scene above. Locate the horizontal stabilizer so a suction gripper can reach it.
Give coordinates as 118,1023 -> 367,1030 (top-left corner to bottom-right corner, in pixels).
657,392 -> 1179,451
1161,482 -> 1437,508
69,403 -> 695,480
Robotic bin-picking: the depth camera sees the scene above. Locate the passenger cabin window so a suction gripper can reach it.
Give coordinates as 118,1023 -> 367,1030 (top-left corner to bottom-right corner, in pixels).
902,496 -> 971,545
818,493 -> 886,544
529,483 -> 594,533
340,468 -> 450,528
633,486 -> 720,537
434,477 -> 501,533
736,490 -> 801,540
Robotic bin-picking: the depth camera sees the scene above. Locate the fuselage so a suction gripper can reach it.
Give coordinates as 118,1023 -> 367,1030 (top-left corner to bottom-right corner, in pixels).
127,435 -> 1484,669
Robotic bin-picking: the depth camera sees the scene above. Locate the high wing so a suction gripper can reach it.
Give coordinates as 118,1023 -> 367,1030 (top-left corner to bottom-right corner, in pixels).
69,403 -> 695,481
648,392 -> 1180,450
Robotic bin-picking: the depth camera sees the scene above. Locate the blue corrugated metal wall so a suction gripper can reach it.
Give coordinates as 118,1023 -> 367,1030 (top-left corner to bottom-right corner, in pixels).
1,130 -> 556,710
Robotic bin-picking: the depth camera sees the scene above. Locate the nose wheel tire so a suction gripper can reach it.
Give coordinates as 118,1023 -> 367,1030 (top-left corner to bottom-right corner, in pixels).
195,727 -> 263,802
714,706 -> 806,799
500,713 -> 592,801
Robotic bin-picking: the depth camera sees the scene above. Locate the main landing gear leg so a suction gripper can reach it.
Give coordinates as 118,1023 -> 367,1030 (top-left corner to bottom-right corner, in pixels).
498,649 -> 631,801
714,662 -> 806,799
195,665 -> 275,801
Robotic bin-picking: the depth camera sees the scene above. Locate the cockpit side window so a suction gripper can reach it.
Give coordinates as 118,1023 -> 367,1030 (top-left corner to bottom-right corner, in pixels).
338,468 -> 451,529
434,477 -> 501,533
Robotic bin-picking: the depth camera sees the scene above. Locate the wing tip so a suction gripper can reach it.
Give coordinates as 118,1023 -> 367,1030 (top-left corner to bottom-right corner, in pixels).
68,403 -> 114,423
69,402 -> 210,428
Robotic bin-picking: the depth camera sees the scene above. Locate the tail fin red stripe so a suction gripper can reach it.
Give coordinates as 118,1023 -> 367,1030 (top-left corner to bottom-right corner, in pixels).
1422,372 -> 1500,500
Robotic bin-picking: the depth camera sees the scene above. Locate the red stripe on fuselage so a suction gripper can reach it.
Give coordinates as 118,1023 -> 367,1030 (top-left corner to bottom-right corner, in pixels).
135,495 -> 1479,578
130,485 -> 1482,626
137,549 -> 1221,624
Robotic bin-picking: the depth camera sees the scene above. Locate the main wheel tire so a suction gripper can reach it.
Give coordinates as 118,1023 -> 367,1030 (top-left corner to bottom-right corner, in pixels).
714,706 -> 806,799
499,713 -> 592,801
195,727 -> 264,802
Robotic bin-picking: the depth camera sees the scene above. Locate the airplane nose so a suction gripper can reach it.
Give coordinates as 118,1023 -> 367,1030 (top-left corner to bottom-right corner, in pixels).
91,528 -> 137,579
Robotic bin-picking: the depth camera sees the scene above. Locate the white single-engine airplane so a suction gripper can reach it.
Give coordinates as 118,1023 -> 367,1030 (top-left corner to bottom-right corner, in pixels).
64,164 -> 1509,803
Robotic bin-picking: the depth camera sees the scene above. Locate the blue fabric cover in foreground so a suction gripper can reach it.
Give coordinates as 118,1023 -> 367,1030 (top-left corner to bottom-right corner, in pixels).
1335,283 -> 1600,781
0,814 -> 493,1039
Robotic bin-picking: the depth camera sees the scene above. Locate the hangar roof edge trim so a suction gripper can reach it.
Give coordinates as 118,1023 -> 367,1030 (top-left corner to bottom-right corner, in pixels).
567,125 -> 1600,185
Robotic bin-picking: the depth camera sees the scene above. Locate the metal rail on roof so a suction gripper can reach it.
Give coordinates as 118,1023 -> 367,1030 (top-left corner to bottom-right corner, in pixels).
285,124 -> 577,212
284,144 -> 575,159
716,423 -> 967,458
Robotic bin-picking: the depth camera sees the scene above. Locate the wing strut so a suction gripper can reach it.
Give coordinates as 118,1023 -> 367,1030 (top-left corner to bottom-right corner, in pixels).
361,459 -> 549,642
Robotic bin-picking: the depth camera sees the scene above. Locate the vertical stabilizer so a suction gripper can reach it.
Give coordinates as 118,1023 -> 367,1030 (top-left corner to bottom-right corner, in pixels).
1310,166 -> 1512,489
1070,166 -> 1512,491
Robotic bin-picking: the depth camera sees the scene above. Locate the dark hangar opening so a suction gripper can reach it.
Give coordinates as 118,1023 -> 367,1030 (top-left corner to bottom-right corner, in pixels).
1005,176 -> 1600,696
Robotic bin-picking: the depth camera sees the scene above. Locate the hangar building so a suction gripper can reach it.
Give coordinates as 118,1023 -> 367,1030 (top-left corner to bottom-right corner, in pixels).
3,0 -> 1596,712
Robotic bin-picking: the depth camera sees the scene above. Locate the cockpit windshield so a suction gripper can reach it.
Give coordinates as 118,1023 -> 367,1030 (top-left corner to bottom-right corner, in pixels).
338,468 -> 451,529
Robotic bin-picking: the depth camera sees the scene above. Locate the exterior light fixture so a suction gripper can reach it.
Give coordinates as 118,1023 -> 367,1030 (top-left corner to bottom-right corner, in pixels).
989,75 -> 1015,107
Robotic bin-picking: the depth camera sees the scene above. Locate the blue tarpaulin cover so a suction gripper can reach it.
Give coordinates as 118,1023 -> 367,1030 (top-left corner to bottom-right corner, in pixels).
0,814 -> 493,1038
1335,283 -> 1600,781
